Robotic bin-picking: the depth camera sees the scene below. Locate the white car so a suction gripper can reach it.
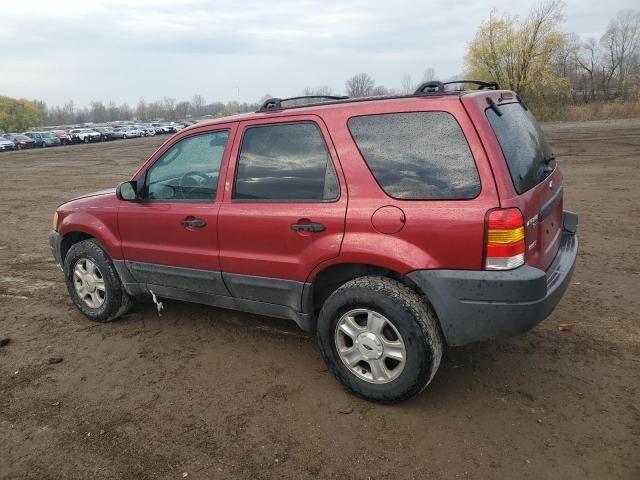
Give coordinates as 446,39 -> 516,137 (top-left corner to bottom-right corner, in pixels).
0,137 -> 16,151
69,128 -> 101,144
123,126 -> 142,138
137,125 -> 156,136
150,123 -> 166,134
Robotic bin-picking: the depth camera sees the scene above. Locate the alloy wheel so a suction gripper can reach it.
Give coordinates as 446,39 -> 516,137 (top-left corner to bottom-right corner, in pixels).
73,258 -> 106,309
335,308 -> 406,384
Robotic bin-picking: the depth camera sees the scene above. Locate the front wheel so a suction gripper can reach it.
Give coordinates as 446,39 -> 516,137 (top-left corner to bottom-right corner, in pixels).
63,239 -> 132,322
317,276 -> 443,403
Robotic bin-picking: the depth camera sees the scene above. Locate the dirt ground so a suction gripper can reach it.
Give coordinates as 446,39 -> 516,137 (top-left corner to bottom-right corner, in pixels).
0,120 -> 638,480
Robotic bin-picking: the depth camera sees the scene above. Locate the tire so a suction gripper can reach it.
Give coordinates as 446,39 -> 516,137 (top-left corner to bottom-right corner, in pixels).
317,276 -> 443,403
83,137 -> 89,144
63,239 -> 132,323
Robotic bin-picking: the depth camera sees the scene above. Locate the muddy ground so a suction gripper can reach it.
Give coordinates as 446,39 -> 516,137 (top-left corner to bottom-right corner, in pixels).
0,120 -> 638,479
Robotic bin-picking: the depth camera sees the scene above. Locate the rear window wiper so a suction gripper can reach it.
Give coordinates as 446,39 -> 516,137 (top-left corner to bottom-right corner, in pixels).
541,155 -> 556,176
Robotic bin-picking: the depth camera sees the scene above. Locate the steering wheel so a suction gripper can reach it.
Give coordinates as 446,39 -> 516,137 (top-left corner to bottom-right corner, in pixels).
178,171 -> 210,199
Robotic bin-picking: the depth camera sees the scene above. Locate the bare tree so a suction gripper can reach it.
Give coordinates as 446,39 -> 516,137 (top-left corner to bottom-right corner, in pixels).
422,67 -> 437,82
89,101 -> 108,123
147,101 -> 163,120
175,101 -> 191,119
346,73 -> 374,97
162,97 -> 176,119
400,74 -> 414,94
575,38 -> 600,100
553,32 -> 579,78
136,99 -> 148,120
601,31 -> 622,98
601,9 -> 640,94
118,103 -> 132,121
62,101 -> 75,124
105,101 -> 117,122
191,94 -> 205,116
34,100 -> 48,124
303,85 -> 334,96
372,85 -> 389,96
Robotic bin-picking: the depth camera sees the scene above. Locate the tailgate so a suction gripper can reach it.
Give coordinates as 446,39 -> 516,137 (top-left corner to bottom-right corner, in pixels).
520,168 -> 564,270
483,99 -> 563,271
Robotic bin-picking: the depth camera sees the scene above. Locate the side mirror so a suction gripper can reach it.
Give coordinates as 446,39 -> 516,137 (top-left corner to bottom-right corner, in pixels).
116,181 -> 138,201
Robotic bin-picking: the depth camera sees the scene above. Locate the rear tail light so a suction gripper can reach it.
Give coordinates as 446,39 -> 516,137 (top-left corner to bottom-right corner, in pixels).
485,208 -> 525,270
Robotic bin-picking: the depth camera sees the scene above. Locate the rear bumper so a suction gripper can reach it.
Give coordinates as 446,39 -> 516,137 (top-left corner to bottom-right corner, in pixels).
408,211 -> 578,346
49,230 -> 63,269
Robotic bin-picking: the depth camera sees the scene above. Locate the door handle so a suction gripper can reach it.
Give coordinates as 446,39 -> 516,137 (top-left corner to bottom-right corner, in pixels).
290,222 -> 326,233
181,218 -> 207,228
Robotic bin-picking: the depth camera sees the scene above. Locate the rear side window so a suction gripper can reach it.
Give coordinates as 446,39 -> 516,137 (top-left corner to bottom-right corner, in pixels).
486,102 -> 554,194
233,122 -> 339,202
348,112 -> 480,200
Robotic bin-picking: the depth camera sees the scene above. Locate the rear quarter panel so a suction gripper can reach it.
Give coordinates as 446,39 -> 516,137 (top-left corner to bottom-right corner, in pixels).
307,97 -> 500,280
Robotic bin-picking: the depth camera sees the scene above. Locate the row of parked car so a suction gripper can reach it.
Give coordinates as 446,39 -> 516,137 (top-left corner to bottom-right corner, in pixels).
0,122 -> 192,151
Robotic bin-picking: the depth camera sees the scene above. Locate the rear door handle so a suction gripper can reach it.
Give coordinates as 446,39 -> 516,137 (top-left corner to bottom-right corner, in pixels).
181,218 -> 207,228
290,222 -> 326,233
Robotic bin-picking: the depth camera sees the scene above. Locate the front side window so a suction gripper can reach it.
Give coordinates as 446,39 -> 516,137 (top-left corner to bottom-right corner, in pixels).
233,122 -> 339,202
145,131 -> 229,201
348,112 -> 481,200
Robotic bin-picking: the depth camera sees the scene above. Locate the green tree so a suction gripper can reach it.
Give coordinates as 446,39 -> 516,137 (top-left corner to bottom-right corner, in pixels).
464,1 -> 568,94
0,96 -> 43,132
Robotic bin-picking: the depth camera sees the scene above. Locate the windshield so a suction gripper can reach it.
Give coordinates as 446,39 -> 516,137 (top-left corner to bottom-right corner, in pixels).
486,102 -> 555,194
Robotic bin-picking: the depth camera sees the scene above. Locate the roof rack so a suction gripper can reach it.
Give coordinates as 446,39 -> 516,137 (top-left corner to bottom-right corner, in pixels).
257,80 -> 502,114
414,81 -> 446,94
414,79 -> 500,95
258,95 -> 349,112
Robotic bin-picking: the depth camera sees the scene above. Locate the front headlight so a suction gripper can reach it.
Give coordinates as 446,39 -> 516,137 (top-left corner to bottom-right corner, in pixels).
53,211 -> 59,231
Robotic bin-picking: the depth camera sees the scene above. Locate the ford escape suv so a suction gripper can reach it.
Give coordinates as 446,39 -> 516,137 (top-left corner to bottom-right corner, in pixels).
49,81 -> 578,403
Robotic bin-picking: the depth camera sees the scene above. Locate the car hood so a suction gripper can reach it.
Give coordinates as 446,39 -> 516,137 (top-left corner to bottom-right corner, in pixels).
68,188 -> 116,202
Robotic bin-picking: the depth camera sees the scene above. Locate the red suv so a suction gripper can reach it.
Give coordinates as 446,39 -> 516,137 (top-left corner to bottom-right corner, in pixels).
50,81 -> 578,403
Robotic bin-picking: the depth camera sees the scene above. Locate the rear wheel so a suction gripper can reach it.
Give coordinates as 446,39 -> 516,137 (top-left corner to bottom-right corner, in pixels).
317,276 -> 443,403
63,239 -> 131,322
83,137 -> 89,144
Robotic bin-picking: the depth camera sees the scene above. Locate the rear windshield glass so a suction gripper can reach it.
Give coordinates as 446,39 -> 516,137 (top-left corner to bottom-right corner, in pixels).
486,102 -> 554,194
348,112 -> 480,200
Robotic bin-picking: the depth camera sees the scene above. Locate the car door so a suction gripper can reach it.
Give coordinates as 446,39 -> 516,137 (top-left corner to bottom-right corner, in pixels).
118,126 -> 236,295
218,116 -> 347,311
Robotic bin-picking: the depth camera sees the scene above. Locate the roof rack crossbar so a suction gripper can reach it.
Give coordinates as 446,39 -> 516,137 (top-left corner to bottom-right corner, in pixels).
442,80 -> 500,90
258,95 -> 349,112
414,81 -> 445,95
414,79 -> 500,96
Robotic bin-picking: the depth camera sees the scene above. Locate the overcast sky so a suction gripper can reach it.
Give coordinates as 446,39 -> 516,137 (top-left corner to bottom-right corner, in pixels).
0,0 -> 636,107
